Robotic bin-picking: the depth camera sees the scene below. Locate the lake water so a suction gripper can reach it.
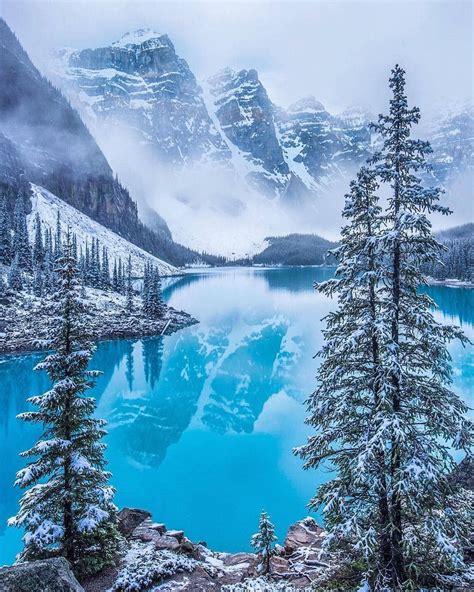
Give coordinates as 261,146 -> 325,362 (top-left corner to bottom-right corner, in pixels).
0,267 -> 473,565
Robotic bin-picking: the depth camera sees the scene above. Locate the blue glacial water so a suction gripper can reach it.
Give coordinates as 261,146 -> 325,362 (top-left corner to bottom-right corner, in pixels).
0,267 -> 473,565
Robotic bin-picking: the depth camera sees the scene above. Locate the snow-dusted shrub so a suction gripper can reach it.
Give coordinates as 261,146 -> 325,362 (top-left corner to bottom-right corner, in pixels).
112,542 -> 198,592
222,577 -> 310,592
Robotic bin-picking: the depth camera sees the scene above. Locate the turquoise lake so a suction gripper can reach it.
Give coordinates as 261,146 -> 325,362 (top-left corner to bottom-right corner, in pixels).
0,267 -> 473,565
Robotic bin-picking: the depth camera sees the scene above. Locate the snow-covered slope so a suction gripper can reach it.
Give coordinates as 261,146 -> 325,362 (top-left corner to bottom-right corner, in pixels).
28,184 -> 179,277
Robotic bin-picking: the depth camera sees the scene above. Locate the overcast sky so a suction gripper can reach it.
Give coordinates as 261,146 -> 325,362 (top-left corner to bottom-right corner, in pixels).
1,0 -> 472,115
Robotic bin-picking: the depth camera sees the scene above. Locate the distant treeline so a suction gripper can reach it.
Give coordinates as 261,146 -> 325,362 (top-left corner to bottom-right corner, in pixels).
426,223 -> 474,282
250,233 -> 338,266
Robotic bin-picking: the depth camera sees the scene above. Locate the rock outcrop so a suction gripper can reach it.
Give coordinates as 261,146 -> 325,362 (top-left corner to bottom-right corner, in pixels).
79,509 -> 325,591
0,557 -> 84,592
63,29 -> 231,167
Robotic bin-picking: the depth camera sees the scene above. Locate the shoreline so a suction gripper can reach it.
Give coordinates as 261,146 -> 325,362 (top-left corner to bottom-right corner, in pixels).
0,288 -> 198,356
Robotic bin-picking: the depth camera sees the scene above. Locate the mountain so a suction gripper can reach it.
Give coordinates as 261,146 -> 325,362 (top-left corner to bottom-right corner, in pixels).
54,29 -> 230,167
49,29 -> 473,255
28,184 -> 178,276
0,19 -> 201,266
428,103 -> 474,185
252,233 -> 337,266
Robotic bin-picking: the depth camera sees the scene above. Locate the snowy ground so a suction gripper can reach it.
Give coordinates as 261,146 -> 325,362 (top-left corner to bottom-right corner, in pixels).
28,184 -> 180,277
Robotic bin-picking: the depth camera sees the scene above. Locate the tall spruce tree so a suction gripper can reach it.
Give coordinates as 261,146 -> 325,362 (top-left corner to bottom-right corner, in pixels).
13,190 -> 32,271
297,166 -> 394,588
8,252 -> 23,291
371,65 -> 473,588
9,229 -> 120,577
33,213 -> 44,267
250,511 -> 277,575
298,66 -> 473,591
0,191 -> 12,265
126,255 -> 133,312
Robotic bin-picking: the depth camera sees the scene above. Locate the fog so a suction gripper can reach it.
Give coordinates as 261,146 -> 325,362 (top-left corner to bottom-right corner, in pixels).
1,1 -> 472,114
1,1 -> 472,255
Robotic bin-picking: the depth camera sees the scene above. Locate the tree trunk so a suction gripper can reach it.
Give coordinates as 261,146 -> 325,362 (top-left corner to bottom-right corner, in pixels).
367,201 -> 392,584
390,160 -> 405,588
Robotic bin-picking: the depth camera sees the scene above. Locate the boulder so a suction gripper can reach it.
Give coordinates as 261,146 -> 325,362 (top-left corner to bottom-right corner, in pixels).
167,529 -> 185,542
0,557 -> 84,592
117,508 -> 151,538
269,555 -> 290,576
284,517 -> 324,554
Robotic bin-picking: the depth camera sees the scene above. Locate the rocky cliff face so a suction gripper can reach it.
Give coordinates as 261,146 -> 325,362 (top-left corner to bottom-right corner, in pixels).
53,29 -> 473,207
205,67 -> 290,196
428,103 -> 474,185
63,29 -> 230,166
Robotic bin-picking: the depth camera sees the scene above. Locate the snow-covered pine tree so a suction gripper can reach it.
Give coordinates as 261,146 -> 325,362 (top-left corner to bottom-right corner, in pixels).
33,264 -> 43,297
126,255 -> 133,312
54,210 -> 62,261
250,511 -> 277,574
112,259 -> 119,292
72,233 -> 78,262
12,190 -> 32,271
8,252 -> 23,291
43,228 -> 56,294
119,257 -> 126,293
0,191 -> 12,265
297,166 -> 395,588
370,65 -> 473,588
117,258 -> 124,294
150,266 -> 165,318
9,229 -> 120,577
142,261 -> 150,313
33,213 -> 44,267
299,65 -> 473,591
101,247 -> 110,290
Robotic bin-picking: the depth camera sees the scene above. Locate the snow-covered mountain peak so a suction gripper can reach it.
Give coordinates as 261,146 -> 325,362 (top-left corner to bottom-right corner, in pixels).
287,96 -> 326,114
111,28 -> 166,49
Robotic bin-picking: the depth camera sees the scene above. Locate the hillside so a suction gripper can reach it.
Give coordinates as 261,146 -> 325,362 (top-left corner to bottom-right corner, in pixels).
28,184 -> 178,277
0,18 -> 201,267
252,233 -> 337,266
435,223 -> 474,242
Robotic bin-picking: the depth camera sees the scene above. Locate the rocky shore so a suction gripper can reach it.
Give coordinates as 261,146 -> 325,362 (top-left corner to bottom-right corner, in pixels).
0,509 -> 326,592
0,287 -> 197,354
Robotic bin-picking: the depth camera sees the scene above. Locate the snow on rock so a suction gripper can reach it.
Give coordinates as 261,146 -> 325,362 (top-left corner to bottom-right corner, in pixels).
28,184 -> 179,277
79,509 -> 330,591
222,578 -> 310,591
111,542 -> 199,592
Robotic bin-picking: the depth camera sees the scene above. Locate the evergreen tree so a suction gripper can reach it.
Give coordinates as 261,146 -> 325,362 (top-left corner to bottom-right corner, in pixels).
43,229 -> 56,294
149,266 -> 165,318
54,210 -> 62,261
0,191 -> 12,265
250,511 -> 277,575
33,213 -> 44,267
112,259 -> 119,292
299,65 -> 474,590
297,166 -> 394,588
12,190 -> 32,271
10,230 -> 120,577
8,252 -> 23,291
101,247 -> 110,290
371,65 -> 473,588
33,264 -> 43,297
126,255 -> 133,312
118,258 -> 125,293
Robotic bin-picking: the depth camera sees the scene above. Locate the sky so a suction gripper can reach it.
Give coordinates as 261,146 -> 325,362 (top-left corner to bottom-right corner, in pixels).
1,0 -> 472,115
